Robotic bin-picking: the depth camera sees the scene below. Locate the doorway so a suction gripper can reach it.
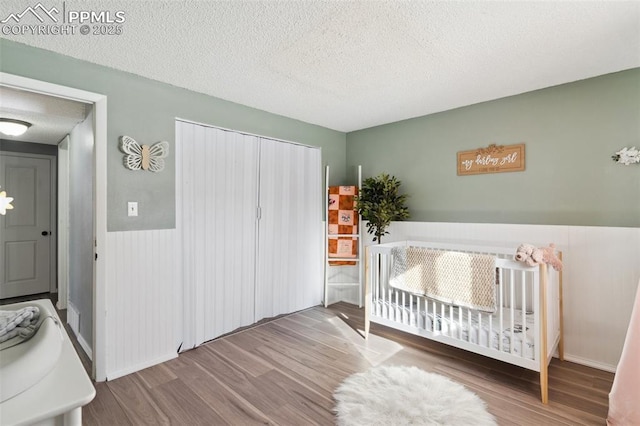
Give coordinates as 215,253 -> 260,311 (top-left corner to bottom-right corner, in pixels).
0,152 -> 56,299
0,72 -> 108,381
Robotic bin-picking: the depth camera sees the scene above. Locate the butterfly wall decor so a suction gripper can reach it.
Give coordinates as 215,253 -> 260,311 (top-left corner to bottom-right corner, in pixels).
119,135 -> 169,172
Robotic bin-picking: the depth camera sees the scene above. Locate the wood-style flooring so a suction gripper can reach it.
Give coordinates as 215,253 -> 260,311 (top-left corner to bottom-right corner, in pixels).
82,301 -> 612,425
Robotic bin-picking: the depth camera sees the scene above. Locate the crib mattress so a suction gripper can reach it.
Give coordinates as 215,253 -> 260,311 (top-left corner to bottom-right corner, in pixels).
373,300 -> 535,360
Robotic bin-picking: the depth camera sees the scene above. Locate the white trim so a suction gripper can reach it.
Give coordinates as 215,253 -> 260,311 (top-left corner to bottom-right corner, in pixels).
175,117 -> 321,150
77,333 -> 93,361
57,136 -> 69,310
0,72 -> 108,382
0,73 -> 105,104
92,96 -> 107,382
562,354 -> 617,373
49,156 -> 57,295
106,353 -> 177,381
67,301 -> 91,360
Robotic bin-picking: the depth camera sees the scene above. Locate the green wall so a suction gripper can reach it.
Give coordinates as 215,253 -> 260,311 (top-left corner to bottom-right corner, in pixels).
347,69 -> 640,227
2,39 -> 638,229
0,39 -> 347,231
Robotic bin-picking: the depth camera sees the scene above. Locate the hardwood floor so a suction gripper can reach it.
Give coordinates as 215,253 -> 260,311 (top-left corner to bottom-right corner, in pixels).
83,302 -> 613,425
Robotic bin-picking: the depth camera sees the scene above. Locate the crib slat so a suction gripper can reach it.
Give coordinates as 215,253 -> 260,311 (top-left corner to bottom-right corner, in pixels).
394,290 -> 398,322
375,252 -> 380,313
453,305 -> 458,339
488,313 -> 493,350
522,270 -> 527,358
558,251 -> 565,360
510,269 -> 515,354
499,268 -> 504,352
431,300 -> 436,332
402,295 -> 406,326
365,247 -> 371,336
379,253 -> 386,320
540,263 -> 549,404
432,300 -> 436,332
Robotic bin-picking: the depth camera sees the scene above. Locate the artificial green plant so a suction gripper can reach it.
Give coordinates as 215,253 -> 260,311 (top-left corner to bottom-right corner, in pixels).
356,173 -> 410,244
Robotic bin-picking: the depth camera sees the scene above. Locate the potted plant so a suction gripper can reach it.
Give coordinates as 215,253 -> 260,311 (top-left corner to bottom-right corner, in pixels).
356,173 -> 410,243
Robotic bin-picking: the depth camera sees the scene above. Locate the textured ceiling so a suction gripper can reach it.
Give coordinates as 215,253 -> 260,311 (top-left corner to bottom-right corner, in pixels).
1,1 -> 639,132
0,86 -> 88,144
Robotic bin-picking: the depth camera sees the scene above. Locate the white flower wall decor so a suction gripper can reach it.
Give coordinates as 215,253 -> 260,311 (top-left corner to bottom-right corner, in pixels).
0,186 -> 14,215
119,135 -> 169,172
612,146 -> 640,166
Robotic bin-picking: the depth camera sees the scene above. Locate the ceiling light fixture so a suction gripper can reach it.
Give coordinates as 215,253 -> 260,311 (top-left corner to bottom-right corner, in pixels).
0,118 -> 32,136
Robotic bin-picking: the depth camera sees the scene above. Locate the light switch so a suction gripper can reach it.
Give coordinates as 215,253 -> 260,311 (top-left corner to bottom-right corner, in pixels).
127,201 -> 138,217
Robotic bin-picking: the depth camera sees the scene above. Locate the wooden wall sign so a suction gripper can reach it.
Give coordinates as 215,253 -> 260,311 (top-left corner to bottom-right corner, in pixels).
457,143 -> 525,176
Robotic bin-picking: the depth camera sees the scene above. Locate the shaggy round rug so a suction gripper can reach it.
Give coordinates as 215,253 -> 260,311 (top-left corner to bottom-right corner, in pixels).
334,365 -> 496,426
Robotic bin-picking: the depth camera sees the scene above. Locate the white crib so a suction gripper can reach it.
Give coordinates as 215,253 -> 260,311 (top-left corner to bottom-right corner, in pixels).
364,241 -> 564,404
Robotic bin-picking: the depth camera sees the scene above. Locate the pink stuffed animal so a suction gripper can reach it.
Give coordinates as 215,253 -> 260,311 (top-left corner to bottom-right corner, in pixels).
515,243 -> 563,271
541,243 -> 563,271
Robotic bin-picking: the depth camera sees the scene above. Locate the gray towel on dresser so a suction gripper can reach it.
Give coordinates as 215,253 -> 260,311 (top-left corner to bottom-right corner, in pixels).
0,306 -> 40,344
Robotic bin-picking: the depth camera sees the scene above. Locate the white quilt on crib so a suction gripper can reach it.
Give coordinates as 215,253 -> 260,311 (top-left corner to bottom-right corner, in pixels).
390,246 -> 497,313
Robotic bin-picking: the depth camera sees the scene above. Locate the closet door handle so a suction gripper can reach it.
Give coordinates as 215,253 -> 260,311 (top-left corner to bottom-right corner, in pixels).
41,231 -> 50,236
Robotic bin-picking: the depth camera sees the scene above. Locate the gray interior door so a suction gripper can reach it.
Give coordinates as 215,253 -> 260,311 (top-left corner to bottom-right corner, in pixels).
0,154 -> 52,299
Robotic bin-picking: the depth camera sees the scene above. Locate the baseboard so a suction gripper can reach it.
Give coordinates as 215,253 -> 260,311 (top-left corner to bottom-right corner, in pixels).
66,301 -> 92,360
77,332 -> 93,361
67,302 -> 80,335
106,352 -> 177,381
563,353 -> 617,373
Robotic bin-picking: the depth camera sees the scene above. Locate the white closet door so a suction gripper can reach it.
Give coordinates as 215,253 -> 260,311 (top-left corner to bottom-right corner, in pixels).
256,139 -> 323,321
177,122 -> 259,349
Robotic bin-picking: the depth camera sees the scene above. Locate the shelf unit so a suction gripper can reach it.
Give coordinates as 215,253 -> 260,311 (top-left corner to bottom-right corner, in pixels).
323,165 -> 363,308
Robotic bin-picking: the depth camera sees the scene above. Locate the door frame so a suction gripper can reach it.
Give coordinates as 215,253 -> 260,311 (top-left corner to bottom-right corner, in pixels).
57,136 -> 69,310
0,151 -> 57,296
0,72 -> 108,381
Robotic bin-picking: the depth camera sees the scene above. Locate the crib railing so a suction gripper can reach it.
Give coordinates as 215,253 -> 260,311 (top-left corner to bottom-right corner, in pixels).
364,240 -> 563,404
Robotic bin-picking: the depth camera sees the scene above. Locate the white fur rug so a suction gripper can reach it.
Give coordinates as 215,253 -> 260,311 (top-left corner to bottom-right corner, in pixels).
334,365 -> 497,426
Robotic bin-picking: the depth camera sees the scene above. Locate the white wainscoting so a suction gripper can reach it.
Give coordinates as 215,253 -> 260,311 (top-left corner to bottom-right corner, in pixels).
105,229 -> 178,380
103,222 -> 637,378
360,221 -> 640,372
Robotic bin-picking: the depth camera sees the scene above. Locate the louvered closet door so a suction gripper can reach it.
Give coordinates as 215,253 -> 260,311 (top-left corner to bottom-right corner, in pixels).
177,121 -> 259,349
256,139 -> 323,321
